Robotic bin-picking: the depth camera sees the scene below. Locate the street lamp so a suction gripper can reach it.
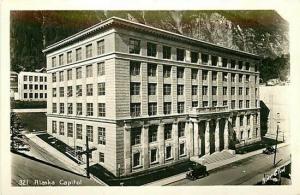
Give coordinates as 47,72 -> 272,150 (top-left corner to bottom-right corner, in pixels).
273,113 -> 280,167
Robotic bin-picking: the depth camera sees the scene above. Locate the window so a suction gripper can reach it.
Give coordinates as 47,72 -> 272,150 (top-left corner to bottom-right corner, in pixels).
59,54 -> 64,66
45,77 -> 47,82
76,124 -> 82,139
97,62 -> 105,76
29,93 -> 33,98
35,85 -> 38,90
246,115 -> 250,125
191,69 -> 198,80
86,65 -> 93,78
76,67 -> 82,79
177,102 -> 185,113
148,83 -> 156,95
86,44 -> 92,58
98,103 -> 106,117
99,152 -> 104,163
231,60 -> 236,69
177,67 -> 184,78
202,70 -> 208,80
176,48 -> 185,61
177,85 -> 184,95
29,76 -> 33,81
67,103 -> 73,114
246,100 -> 250,108
246,88 -> 249,96
223,100 -> 228,106
24,76 -> 28,81
212,86 -> 217,95
163,84 -> 171,95
76,48 -> 82,61
52,73 -> 56,82
131,128 -> 141,145
45,85 -> 47,90
191,52 -> 199,63
34,93 -> 38,98
130,103 -> 141,117
98,127 -> 106,145
130,82 -> 140,95
239,75 -> 243,83
240,116 -> 244,126
67,51 -> 72,63
34,76 -> 38,82
86,84 -> 93,96
148,103 -> 157,116
52,103 -> 57,113
76,85 -> 82,96
223,73 -> 228,82
147,42 -> 157,57
211,56 -> 218,66
231,100 -> 235,109
179,143 -> 185,156
212,101 -> 217,107
97,40 -> 105,55
59,103 -> 64,114
202,86 -> 208,95
148,63 -> 157,76
246,75 -> 250,82
223,87 -> 227,95
59,87 -> 64,97
24,93 -> 28,98
239,100 -> 243,108
166,146 -> 172,159
163,46 -> 171,59
239,87 -> 243,95
150,149 -> 157,163
59,122 -> 64,135
212,71 -> 217,81
40,76 -> 43,82
245,62 -> 250,70
164,124 -> 172,140
129,38 -> 141,54
52,57 -> 57,67
67,123 -> 73,137
192,101 -> 198,107
67,69 -> 72,80
164,102 -> 171,114
149,126 -> 158,142
98,83 -> 105,95
178,122 -> 185,137
238,61 -> 243,69
133,152 -> 141,167
201,54 -> 209,64
163,66 -> 171,78
76,103 -> 82,115
52,121 -> 57,133
24,84 -> 27,89
86,103 -> 93,116
203,101 -> 208,107
232,116 -> 236,127
192,85 -> 198,95
45,93 -> 47,98
231,87 -> 235,95
52,88 -> 57,97
231,73 -> 235,82
130,61 -> 140,76
222,58 -> 228,67
67,86 -> 72,97
87,125 -> 93,142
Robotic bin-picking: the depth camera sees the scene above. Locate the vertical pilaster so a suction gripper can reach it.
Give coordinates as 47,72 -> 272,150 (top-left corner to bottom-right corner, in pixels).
184,68 -> 192,111
250,114 -> 254,139
198,69 -> 203,107
142,124 -> 149,169
193,121 -> 199,156
205,120 -> 210,155
217,71 -> 223,106
171,66 -> 177,113
157,64 -> 164,115
227,73 -> 232,109
158,123 -> 165,164
224,118 -> 229,149
186,120 -> 194,156
173,122 -> 179,160
236,115 -> 240,140
208,70 -> 212,107
124,124 -> 131,175
215,118 -> 220,152
141,62 -> 148,116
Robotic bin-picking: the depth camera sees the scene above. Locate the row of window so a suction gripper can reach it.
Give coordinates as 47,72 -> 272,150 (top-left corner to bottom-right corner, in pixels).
232,114 -> 259,127
52,62 -> 105,82
52,121 -> 106,145
24,93 -> 47,99
130,61 -> 258,83
23,75 -> 47,82
52,103 -> 105,117
51,40 -> 105,67
52,83 -> 105,97
23,84 -> 47,90
129,38 -> 258,71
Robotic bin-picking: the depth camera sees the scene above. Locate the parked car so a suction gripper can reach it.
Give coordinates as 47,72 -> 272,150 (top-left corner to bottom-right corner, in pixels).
263,146 -> 275,155
186,163 -> 209,180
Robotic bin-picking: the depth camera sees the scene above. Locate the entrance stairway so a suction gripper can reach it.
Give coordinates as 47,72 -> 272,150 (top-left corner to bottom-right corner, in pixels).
190,150 -> 235,165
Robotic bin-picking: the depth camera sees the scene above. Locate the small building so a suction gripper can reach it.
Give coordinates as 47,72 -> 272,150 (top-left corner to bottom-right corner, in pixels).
10,71 -> 18,99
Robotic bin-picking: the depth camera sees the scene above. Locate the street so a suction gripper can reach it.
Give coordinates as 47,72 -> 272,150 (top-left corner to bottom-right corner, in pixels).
168,145 -> 290,185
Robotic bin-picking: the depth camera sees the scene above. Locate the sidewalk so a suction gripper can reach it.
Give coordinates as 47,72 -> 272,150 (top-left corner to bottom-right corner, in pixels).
145,142 -> 289,186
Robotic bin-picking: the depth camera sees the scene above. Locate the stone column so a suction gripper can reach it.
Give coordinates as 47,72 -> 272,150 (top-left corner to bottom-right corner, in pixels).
173,121 -> 179,160
124,124 -> 131,175
205,120 -> 210,155
185,120 -> 193,157
250,114 -> 254,139
193,121 -> 199,156
158,123 -> 165,164
215,118 -> 220,152
142,124 -> 149,169
224,118 -> 229,150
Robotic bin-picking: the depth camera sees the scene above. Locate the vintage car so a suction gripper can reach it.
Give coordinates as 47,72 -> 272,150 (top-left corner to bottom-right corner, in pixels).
263,146 -> 275,155
186,163 -> 209,180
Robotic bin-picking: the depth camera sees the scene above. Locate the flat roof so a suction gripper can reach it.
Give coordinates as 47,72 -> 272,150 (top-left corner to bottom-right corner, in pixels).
43,16 -> 261,59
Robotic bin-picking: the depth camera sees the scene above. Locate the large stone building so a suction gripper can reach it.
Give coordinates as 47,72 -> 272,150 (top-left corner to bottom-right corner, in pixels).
43,17 -> 261,177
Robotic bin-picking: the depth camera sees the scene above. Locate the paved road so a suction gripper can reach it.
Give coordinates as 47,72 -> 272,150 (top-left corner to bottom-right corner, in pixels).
168,145 -> 291,185
11,153 -> 100,186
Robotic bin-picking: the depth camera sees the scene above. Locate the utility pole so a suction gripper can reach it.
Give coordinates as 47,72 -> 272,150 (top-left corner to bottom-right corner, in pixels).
77,136 -> 96,178
273,113 -> 280,167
